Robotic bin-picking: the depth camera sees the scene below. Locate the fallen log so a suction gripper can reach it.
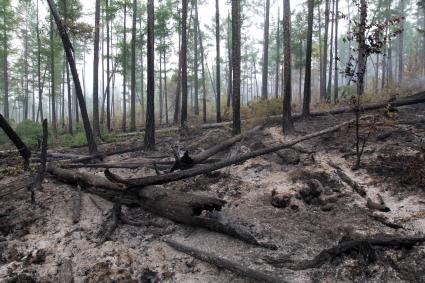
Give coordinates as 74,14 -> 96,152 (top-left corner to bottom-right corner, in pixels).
68,145 -> 145,163
267,236 -> 425,270
107,117 -> 374,189
186,126 -> 262,165
47,166 -> 275,248
115,92 -> 425,137
166,240 -> 285,283
0,113 -> 31,169
61,158 -> 223,170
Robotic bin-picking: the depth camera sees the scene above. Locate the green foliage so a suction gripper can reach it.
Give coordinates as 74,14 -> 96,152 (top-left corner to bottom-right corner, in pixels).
15,119 -> 43,146
57,132 -> 87,147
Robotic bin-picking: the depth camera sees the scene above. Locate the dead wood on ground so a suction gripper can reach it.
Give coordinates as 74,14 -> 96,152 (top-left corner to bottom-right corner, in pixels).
107,117 -> 374,189
166,240 -> 285,283
47,166 -> 275,248
266,236 -> 425,270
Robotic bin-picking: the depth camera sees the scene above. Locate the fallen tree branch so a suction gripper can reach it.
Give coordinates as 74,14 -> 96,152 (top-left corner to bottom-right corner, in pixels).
166,240 -> 285,283
368,213 -> 404,230
108,117 -> 374,189
0,113 -> 31,169
47,166 -> 275,248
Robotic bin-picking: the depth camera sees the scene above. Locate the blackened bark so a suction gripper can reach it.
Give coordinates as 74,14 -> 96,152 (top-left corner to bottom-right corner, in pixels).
47,0 -> 98,154
215,0 -> 221,122
0,113 -> 31,168
93,0 -> 100,137
282,0 -> 293,133
181,0 -> 189,128
130,0 -> 137,131
144,0 -> 155,150
261,0 -> 270,100
232,0 -> 241,135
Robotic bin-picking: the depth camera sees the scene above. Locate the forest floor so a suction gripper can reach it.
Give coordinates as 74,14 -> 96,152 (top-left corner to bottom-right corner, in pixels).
1,100 -> 425,283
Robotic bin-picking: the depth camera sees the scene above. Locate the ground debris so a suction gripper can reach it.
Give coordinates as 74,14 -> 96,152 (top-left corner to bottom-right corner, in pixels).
367,154 -> 425,190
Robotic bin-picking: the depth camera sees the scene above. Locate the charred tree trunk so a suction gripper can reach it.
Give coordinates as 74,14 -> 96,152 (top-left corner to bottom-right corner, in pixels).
130,0 -> 137,131
144,0 -> 155,150
282,0 -> 294,133
232,0 -> 241,135
302,0 -> 314,117
93,0 -> 101,137
215,0 -> 221,122
261,0 -> 271,100
47,0 -> 98,154
0,113 -> 31,168
181,0 -> 189,128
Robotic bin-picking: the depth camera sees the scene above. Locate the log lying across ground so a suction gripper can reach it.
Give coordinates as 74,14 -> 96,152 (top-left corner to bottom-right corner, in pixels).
63,126 -> 261,170
166,240 -> 285,283
107,116 -> 374,189
116,92 -> 425,137
0,113 -> 31,168
47,166 -> 276,249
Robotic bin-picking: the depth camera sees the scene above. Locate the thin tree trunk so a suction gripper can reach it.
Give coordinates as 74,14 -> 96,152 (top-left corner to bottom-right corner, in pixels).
318,3 -> 323,101
144,0 -> 155,150
2,9 -> 8,120
173,12 -> 182,125
282,0 -> 293,133
232,0 -> 241,135
181,0 -> 189,128
321,0 -> 330,102
47,0 -> 98,154
130,0 -> 137,131
122,2 -> 127,132
326,0 -> 335,101
357,0 -> 367,97
227,11 -> 232,108
24,18 -> 29,121
194,0 -> 199,116
164,51 -> 169,125
333,0 -> 339,103
398,0 -> 404,85
50,14 -> 57,137
93,0 -> 101,136
36,0 -> 42,122
106,0 -> 111,131
275,10 -> 280,99
197,15 -> 207,123
261,0 -> 270,100
215,0 -> 221,122
159,50 -> 163,124
140,23 -> 145,126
